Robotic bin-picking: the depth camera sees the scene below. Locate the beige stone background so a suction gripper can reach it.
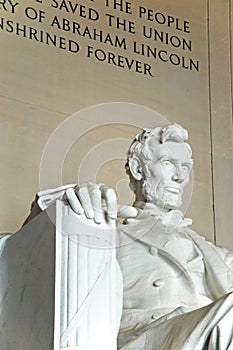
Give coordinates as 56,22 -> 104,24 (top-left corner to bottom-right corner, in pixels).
0,0 -> 232,248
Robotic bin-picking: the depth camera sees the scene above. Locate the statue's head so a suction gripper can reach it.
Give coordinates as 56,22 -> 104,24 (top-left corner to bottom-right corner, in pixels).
125,123 -> 193,210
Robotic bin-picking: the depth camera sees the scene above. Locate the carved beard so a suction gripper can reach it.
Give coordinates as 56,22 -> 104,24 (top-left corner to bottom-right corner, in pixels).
142,179 -> 183,210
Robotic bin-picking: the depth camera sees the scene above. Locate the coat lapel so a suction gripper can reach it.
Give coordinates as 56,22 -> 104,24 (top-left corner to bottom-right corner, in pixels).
185,228 -> 233,297
121,218 -> 196,288
120,207 -> 233,301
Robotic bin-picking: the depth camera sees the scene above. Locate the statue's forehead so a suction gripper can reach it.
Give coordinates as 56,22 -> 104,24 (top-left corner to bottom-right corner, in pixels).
149,141 -> 192,162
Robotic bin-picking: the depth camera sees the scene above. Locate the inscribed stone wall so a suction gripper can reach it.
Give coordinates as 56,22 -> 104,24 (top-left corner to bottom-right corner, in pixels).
0,0 -> 232,248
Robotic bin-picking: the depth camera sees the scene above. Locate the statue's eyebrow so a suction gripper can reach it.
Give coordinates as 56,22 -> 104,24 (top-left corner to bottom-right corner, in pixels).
183,159 -> 193,165
157,155 -> 176,162
182,160 -> 193,168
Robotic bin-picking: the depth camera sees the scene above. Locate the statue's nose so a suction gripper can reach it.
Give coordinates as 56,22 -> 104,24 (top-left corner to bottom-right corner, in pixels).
172,165 -> 185,183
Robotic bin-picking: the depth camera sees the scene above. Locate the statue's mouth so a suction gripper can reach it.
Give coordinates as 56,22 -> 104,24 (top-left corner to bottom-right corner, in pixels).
166,187 -> 180,194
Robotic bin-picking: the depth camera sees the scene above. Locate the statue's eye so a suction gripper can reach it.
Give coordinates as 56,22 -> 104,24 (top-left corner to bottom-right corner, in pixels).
182,165 -> 189,171
163,160 -> 172,166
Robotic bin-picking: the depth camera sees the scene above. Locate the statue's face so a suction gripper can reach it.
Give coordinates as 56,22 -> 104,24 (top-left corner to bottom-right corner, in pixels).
142,141 -> 193,210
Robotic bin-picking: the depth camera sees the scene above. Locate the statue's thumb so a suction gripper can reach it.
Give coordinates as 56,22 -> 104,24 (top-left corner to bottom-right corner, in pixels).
117,205 -> 138,219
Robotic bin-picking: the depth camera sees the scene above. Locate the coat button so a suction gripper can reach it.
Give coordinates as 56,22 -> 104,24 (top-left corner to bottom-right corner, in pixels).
153,279 -> 164,287
151,315 -> 157,320
149,246 -> 157,255
164,240 -> 173,249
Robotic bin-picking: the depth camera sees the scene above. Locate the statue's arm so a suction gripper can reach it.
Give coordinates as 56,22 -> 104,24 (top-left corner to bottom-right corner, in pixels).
22,194 -> 42,226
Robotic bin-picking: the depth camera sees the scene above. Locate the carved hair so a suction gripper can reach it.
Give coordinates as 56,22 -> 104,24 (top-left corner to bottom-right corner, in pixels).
125,123 -> 192,194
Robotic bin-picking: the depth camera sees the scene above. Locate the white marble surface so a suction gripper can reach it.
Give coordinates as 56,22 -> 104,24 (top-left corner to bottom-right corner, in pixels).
0,209 -> 56,350
0,201 -> 122,350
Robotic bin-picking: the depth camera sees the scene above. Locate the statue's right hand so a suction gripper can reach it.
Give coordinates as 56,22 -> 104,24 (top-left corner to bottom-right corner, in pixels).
65,182 -> 138,224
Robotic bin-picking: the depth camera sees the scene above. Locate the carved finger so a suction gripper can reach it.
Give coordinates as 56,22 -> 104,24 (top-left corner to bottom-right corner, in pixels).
76,185 -> 94,219
99,185 -> 117,219
89,186 -> 105,224
65,188 -> 84,215
117,205 -> 138,219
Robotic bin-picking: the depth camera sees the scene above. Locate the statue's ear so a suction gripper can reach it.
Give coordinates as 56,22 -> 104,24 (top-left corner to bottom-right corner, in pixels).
129,157 -> 143,181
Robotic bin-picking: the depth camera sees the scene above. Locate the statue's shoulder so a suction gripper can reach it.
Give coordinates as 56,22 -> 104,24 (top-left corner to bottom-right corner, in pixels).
185,227 -> 233,264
